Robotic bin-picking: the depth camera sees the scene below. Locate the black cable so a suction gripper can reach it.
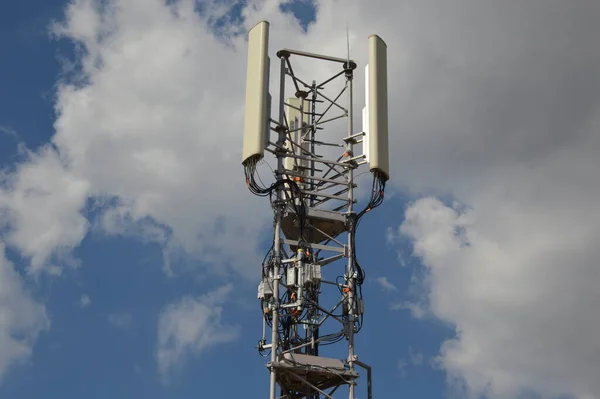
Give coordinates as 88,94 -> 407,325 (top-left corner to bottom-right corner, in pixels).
245,156 -> 308,244
261,243 -> 274,278
349,170 -> 387,333
351,170 -> 386,284
250,153 -> 387,344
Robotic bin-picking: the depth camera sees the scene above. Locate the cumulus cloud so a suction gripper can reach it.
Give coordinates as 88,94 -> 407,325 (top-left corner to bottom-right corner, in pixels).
396,192 -> 600,399
0,0 -> 292,277
156,284 -> 239,381
363,1 -> 600,398
0,146 -> 89,275
50,0 -> 275,276
0,242 -> 49,381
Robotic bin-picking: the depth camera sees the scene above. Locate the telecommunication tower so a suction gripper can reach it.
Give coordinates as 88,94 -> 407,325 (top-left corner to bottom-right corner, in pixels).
241,21 -> 389,399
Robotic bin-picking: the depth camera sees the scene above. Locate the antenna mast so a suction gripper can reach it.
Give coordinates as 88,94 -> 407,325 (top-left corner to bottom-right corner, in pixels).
242,21 -> 389,399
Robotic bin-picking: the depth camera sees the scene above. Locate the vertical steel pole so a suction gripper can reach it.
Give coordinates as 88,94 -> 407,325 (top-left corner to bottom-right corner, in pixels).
310,80 -> 317,208
345,65 -> 356,399
270,56 -> 287,399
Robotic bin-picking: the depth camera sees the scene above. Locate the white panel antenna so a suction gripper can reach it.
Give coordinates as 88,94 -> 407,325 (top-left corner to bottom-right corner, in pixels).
362,64 -> 370,164
264,80 -> 271,149
367,35 -> 389,180
284,98 -> 310,173
242,21 -> 270,164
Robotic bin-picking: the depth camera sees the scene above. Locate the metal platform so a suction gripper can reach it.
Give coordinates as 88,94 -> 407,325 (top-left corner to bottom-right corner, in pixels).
268,353 -> 358,398
281,207 -> 348,244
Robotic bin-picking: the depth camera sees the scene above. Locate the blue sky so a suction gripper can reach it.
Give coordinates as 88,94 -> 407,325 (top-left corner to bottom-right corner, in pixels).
1,1 -> 599,399
0,1 -> 451,398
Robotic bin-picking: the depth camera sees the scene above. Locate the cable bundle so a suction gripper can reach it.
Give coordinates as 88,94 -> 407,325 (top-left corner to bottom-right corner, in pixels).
248,150 -> 387,345
244,155 -> 308,242
350,169 -> 386,332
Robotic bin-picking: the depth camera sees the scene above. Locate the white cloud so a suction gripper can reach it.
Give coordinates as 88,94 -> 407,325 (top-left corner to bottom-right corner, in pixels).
156,284 -> 239,381
79,294 -> 91,308
0,242 -> 49,382
375,276 -> 398,292
0,146 -> 89,275
0,0 -> 280,277
397,190 -> 600,399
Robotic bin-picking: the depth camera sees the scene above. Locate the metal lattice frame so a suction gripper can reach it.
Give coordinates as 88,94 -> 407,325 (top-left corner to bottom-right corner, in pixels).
256,48 -> 373,399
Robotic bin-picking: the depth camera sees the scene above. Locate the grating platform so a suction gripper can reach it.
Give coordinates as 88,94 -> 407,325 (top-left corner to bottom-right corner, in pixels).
268,353 -> 358,397
281,207 -> 348,244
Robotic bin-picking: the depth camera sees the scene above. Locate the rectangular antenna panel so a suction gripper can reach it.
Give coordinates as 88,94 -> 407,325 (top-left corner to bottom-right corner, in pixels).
265,91 -> 271,149
362,64 -> 370,164
284,98 -> 310,173
242,21 -> 270,164
367,35 -> 390,180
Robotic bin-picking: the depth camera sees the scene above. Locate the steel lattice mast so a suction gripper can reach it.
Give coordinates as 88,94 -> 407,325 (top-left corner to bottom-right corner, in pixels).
242,21 -> 389,399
